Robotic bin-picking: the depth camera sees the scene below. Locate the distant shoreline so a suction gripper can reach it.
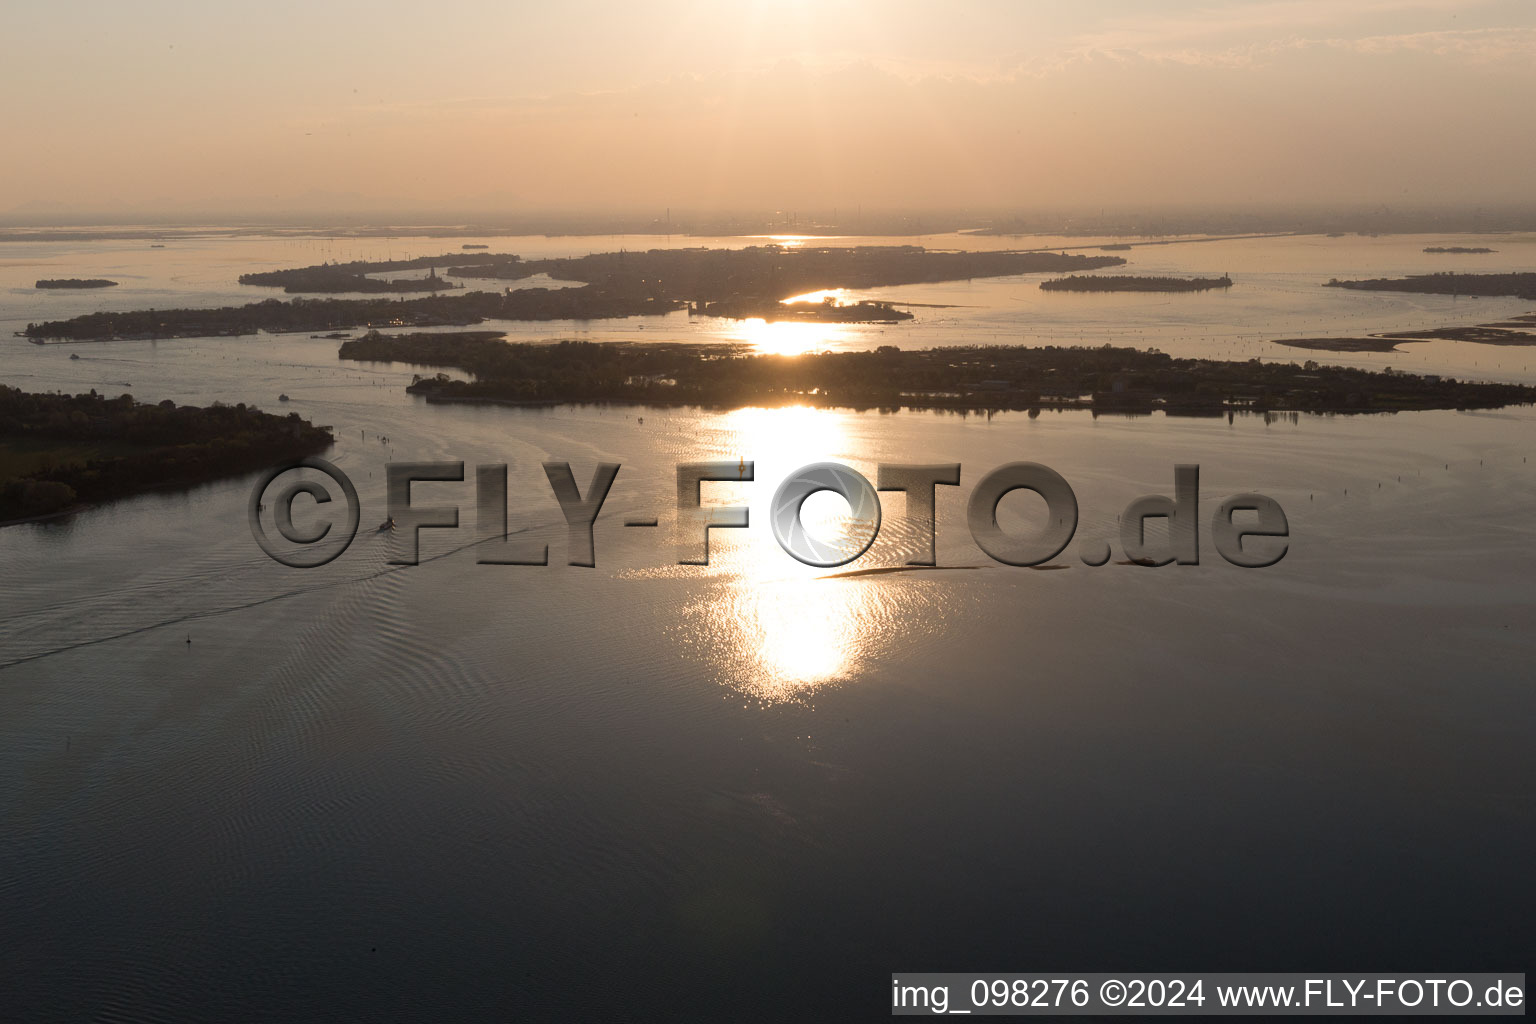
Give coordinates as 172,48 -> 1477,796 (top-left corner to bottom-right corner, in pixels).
1325,272 -> 1536,300
21,245 -> 1124,340
2,221 -> 1531,243
35,278 -> 117,289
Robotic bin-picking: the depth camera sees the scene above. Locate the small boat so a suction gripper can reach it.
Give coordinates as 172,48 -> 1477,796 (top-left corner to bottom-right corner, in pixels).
69,353 -> 80,360
278,394 -> 290,402
376,517 -> 395,532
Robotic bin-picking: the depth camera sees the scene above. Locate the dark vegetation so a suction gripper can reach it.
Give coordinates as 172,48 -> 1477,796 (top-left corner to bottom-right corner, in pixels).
0,387 -> 333,521
1423,247 -> 1495,254
20,290 -> 676,340
1040,274 -> 1232,292
1325,272 -> 1536,300
35,279 -> 117,289
238,264 -> 461,294
25,245 -> 1123,340
336,332 -> 1536,415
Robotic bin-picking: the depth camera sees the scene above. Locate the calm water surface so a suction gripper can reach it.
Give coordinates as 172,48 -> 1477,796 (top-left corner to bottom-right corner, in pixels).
0,234 -> 1532,1019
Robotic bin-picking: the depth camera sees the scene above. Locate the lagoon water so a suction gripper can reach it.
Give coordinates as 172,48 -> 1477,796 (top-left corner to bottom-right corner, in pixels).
1,232 -> 1532,1018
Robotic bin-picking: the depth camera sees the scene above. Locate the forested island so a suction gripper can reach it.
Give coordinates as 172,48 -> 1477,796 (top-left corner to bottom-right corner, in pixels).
36,279 -> 117,289
24,245 -> 1123,340
1040,274 -> 1232,292
239,264 -> 461,294
237,253 -> 521,293
1325,272 -> 1536,300
1423,247 -> 1495,254
336,331 -> 1536,415
0,387 -> 334,522
20,290 -> 678,340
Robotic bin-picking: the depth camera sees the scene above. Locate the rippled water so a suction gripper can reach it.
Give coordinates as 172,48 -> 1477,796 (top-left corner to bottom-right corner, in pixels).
0,233 -> 1532,1019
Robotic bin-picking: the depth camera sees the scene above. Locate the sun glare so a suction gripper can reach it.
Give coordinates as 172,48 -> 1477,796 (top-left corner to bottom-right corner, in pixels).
781,288 -> 854,305
674,404 -> 902,702
735,317 -> 851,356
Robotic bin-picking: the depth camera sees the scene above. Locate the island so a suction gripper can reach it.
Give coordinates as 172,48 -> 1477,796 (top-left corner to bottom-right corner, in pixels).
1271,312 -> 1536,351
24,245 -> 1125,340
21,291 -> 680,341
238,245 -> 1125,297
1423,247 -> 1495,254
1269,338 -> 1406,353
435,244 -> 1124,298
36,279 -> 117,289
1040,274 -> 1232,292
0,386 -> 334,522
1325,272 -> 1536,300
693,297 -> 912,323
335,331 -> 1536,416
238,264 -> 461,294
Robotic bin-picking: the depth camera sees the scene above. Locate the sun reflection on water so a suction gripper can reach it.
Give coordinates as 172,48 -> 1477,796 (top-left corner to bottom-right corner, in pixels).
673,404 -> 905,703
734,317 -> 852,356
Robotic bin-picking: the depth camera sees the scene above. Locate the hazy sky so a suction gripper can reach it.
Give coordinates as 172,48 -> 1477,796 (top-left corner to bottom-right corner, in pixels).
4,0 -> 1533,215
